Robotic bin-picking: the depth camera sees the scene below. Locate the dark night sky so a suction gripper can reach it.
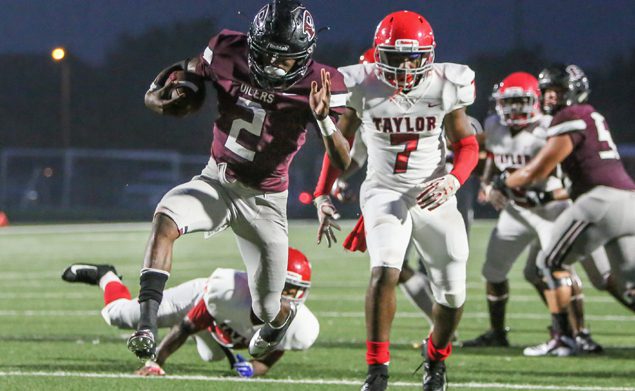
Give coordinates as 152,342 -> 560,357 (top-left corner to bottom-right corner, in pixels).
2,0 -> 634,69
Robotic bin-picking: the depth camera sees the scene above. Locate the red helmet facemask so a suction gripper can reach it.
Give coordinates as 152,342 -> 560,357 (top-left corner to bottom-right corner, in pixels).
373,10 -> 435,91
283,247 -> 311,303
494,72 -> 542,128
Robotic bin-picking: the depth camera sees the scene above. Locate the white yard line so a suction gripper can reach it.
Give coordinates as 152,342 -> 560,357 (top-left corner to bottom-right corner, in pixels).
0,370 -> 632,390
0,222 -> 151,235
0,309 -> 633,322
0,292 -> 617,304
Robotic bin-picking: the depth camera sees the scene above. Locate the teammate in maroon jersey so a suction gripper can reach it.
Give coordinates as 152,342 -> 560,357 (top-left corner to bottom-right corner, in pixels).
127,0 -> 351,362
498,64 -> 635,355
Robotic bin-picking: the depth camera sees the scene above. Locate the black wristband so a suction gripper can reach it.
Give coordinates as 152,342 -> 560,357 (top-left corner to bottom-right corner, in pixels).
540,191 -> 555,204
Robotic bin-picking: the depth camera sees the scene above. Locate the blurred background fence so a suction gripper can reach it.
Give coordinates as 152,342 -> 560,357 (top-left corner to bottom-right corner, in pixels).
2,145 -> 634,222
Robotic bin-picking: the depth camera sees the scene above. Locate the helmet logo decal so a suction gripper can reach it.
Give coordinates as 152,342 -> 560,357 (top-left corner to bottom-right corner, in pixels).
566,64 -> 584,81
267,42 -> 290,51
254,5 -> 269,32
394,39 -> 419,51
303,10 -> 316,41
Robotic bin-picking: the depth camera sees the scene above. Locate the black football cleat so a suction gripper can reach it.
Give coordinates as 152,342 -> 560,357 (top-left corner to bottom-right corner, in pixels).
576,329 -> 604,354
127,329 -> 156,361
461,328 -> 510,347
249,302 -> 298,358
61,263 -> 121,285
360,364 -> 389,391
423,360 -> 447,391
420,339 -> 447,391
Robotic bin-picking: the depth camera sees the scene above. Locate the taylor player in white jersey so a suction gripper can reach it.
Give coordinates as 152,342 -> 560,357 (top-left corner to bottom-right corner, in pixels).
335,114 -> 485,334
61,247 -> 317,378
312,11 -> 479,391
461,72 -> 603,354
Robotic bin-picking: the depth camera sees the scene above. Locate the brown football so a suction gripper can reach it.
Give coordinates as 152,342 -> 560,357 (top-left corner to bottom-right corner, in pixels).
166,70 -> 206,115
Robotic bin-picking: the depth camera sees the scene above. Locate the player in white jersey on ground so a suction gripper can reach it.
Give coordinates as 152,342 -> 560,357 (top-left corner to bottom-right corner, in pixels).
313,11 -> 479,391
61,247 -> 317,378
461,72 -> 602,354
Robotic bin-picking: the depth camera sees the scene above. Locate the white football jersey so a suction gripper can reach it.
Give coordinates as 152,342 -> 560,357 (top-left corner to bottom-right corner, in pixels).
484,114 -> 561,191
203,268 -> 319,351
338,62 -> 476,194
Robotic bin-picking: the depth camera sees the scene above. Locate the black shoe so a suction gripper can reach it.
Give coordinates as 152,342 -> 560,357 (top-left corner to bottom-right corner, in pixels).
61,263 -> 121,285
360,364 -> 388,391
461,328 -> 510,347
127,329 -> 156,361
249,302 -> 298,358
423,359 -> 447,391
576,329 -> 603,354
418,339 -> 448,391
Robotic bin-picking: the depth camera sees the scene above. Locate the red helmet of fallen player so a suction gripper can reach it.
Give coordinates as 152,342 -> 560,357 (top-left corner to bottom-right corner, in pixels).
493,72 -> 542,128
283,247 -> 311,303
373,10 -> 435,90
359,48 -> 375,64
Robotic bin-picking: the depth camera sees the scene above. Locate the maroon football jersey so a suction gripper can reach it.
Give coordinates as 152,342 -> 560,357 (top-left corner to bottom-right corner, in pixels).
548,104 -> 635,199
194,30 -> 347,192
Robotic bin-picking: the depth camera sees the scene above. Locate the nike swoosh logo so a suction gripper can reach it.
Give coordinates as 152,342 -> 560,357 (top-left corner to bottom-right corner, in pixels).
70,265 -> 97,274
427,103 -> 441,108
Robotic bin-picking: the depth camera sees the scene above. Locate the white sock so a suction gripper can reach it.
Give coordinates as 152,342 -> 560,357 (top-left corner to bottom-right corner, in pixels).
99,271 -> 121,291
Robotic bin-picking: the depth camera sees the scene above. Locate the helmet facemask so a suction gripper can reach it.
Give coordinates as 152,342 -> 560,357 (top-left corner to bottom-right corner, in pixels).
282,271 -> 310,304
247,1 -> 317,91
375,39 -> 434,91
248,37 -> 314,90
495,94 -> 540,128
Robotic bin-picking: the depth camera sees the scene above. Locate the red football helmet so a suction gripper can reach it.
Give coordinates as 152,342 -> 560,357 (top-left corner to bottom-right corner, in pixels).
493,72 -> 542,128
359,48 -> 375,64
283,247 -> 311,303
373,10 -> 435,90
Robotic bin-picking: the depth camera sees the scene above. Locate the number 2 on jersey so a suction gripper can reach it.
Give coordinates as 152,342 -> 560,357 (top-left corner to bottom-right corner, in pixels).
225,97 -> 265,161
390,134 -> 419,173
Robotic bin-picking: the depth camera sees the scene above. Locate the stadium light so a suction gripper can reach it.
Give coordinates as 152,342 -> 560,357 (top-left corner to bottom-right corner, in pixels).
51,47 -> 71,148
51,47 -> 66,61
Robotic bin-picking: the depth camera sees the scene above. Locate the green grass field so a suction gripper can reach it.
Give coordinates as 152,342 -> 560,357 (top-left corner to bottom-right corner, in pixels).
1,221 -> 634,391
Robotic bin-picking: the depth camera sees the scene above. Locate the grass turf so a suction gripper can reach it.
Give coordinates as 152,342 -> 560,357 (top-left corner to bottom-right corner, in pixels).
0,220 -> 634,390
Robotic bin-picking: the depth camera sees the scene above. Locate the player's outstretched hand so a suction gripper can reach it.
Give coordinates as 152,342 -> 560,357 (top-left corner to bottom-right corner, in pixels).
135,360 -> 165,376
233,354 -> 255,378
314,195 -> 341,247
417,174 -> 461,211
310,68 -> 331,120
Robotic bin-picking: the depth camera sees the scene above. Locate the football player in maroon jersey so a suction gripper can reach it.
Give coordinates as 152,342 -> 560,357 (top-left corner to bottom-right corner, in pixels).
497,64 -> 635,355
127,0 -> 351,362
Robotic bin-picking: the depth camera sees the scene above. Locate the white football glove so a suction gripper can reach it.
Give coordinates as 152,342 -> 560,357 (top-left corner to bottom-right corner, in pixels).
483,183 -> 508,211
314,195 -> 341,247
417,174 -> 461,211
135,360 -> 165,376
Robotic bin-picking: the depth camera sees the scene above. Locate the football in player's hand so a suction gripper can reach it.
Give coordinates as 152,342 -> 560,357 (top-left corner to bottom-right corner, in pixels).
165,70 -> 206,116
